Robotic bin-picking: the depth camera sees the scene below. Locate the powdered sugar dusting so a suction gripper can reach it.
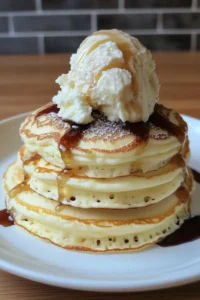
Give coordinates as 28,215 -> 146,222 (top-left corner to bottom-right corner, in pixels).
83,112 -> 131,141
33,104 -> 184,143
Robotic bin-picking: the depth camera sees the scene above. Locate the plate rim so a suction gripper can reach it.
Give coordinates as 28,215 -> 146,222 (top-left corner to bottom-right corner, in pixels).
1,257 -> 200,292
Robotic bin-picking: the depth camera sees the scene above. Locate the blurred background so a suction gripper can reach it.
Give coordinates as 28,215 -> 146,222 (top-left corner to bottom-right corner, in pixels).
0,0 -> 199,54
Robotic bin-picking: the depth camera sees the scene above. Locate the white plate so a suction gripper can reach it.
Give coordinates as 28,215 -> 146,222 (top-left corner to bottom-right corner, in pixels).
0,112 -> 200,292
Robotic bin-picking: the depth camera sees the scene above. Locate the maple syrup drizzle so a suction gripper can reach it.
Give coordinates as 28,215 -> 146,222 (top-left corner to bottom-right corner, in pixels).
59,125 -> 85,152
158,168 -> 200,247
158,216 -> 200,247
149,104 -> 185,143
35,103 -> 59,118
0,183 -> 30,227
59,123 -> 89,166
55,204 -> 66,212
57,168 -> 74,203
192,168 -> 200,184
0,209 -> 14,227
124,121 -> 150,143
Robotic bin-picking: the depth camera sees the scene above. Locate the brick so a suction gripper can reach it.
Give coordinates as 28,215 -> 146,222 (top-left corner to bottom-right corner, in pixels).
0,17 -> 8,32
163,13 -> 200,29
125,0 -> 192,8
196,35 -> 200,49
14,15 -> 90,32
136,34 -> 191,51
42,0 -> 118,9
0,0 -> 35,11
0,37 -> 38,54
45,36 -> 86,53
98,14 -> 157,30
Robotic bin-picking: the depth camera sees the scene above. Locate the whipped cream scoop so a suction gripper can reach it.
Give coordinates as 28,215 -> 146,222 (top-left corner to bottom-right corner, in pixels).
53,29 -> 160,124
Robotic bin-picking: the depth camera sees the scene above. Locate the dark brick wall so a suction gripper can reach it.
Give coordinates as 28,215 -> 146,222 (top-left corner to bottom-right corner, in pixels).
0,0 -> 199,54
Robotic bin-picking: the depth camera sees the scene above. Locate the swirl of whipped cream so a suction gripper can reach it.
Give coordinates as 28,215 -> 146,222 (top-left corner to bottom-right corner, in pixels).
53,29 -> 160,124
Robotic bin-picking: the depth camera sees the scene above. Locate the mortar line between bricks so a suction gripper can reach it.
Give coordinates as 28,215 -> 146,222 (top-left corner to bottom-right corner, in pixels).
8,15 -> 15,36
157,13 -> 163,33
35,0 -> 42,13
91,13 -> 97,32
0,31 -> 91,38
118,0 -> 125,12
192,0 -> 198,11
0,29 -> 198,38
0,8 -> 200,17
38,35 -> 44,54
125,29 -> 200,35
191,32 -> 197,51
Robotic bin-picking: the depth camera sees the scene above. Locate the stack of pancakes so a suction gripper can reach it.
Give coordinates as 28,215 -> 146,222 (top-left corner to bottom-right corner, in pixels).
3,103 -> 194,252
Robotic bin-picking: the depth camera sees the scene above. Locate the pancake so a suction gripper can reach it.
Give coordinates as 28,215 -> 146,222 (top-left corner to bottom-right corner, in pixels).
13,152 -> 186,209
20,103 -> 188,177
4,162 -> 193,252
5,155 -> 185,209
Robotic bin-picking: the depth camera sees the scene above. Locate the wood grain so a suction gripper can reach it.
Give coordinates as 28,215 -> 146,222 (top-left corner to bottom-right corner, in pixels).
0,53 -> 199,299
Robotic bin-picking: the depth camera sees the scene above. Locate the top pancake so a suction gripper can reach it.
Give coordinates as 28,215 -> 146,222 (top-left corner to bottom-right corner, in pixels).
20,103 -> 188,176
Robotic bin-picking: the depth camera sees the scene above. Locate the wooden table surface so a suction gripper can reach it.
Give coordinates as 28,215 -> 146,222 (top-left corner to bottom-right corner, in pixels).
0,52 -> 200,299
